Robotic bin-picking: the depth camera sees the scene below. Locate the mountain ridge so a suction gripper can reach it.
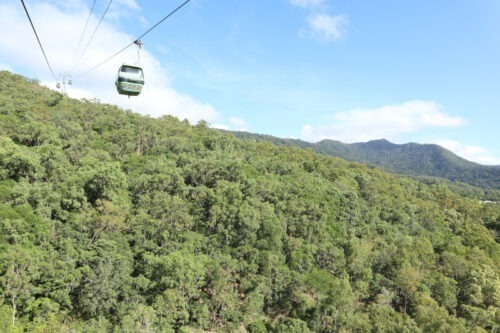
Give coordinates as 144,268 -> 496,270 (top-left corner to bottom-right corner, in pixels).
227,131 -> 500,190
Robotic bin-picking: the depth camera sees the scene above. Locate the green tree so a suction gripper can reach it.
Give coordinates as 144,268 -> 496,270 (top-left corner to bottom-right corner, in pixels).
0,246 -> 40,328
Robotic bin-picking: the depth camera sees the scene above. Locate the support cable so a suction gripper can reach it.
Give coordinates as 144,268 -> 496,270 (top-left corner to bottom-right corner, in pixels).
20,0 -> 57,80
69,0 -> 98,71
75,0 -> 191,77
72,0 -> 114,73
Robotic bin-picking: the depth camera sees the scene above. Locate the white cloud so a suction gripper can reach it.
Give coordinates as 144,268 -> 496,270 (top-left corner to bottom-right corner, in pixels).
428,139 -> 500,165
0,1 -> 220,124
290,0 -> 324,9
230,117 -> 247,131
301,100 -> 467,143
115,0 -> 140,11
301,13 -> 348,42
0,63 -> 12,71
211,117 -> 248,132
107,0 -> 141,23
291,0 -> 349,44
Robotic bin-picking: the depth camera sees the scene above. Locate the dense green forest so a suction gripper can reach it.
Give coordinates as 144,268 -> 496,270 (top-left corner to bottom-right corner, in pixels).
0,70 -> 498,332
228,131 -> 500,194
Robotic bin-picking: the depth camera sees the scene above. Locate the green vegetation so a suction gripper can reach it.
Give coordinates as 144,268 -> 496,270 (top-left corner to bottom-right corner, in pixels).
0,70 -> 499,332
229,132 -> 500,194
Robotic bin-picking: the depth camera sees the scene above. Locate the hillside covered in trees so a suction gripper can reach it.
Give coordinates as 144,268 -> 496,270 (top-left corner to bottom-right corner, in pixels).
0,70 -> 499,332
228,132 -> 500,193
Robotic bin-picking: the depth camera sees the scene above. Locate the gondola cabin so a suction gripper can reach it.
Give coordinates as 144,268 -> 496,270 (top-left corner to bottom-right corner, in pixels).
115,64 -> 144,96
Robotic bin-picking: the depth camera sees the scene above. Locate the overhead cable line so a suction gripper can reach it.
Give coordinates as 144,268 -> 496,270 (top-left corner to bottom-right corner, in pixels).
69,0 -> 98,71
75,0 -> 191,78
20,0 -> 57,80
134,0 -> 191,45
72,0 -> 114,74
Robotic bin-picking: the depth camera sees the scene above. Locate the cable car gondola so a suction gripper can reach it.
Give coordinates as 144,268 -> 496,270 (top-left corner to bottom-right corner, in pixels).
115,64 -> 144,97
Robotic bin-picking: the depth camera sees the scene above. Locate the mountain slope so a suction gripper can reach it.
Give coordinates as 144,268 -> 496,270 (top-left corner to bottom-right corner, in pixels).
229,132 -> 500,191
0,71 -> 498,332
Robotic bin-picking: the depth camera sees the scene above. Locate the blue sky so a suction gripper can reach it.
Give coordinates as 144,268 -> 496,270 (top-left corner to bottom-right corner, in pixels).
1,0 -> 499,164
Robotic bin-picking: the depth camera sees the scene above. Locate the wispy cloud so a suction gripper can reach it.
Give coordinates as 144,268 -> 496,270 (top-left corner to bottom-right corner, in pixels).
302,13 -> 348,42
0,62 -> 12,71
211,117 -> 248,132
301,100 -> 467,143
230,117 -> 247,131
291,0 -> 348,43
115,0 -> 140,11
290,0 -> 325,9
0,0 -> 220,124
107,0 -> 141,22
428,139 -> 500,165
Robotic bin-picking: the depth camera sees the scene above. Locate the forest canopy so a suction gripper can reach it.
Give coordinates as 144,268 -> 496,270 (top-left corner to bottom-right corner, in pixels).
0,71 -> 498,332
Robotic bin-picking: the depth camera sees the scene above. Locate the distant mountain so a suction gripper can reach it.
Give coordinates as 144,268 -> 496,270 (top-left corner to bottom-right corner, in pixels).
228,132 -> 500,190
